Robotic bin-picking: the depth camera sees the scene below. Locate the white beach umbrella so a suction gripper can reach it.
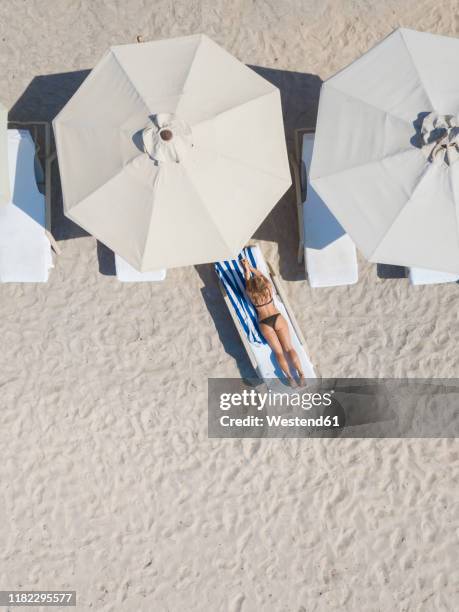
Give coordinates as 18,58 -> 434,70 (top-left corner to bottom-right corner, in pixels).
0,102 -> 9,205
310,28 -> 459,274
53,34 -> 290,271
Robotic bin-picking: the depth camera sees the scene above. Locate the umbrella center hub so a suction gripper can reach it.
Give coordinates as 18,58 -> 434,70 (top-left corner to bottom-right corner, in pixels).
159,128 -> 174,142
142,113 -> 193,164
421,112 -> 459,167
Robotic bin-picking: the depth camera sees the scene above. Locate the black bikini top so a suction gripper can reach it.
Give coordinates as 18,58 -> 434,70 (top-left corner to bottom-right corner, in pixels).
253,292 -> 273,308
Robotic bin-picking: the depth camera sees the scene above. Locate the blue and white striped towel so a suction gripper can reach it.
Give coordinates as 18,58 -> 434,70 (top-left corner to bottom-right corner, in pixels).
215,247 -> 267,345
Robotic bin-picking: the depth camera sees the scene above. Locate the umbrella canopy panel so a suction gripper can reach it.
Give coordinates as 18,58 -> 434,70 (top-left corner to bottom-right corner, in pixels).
53,34 -> 290,270
310,28 -> 459,273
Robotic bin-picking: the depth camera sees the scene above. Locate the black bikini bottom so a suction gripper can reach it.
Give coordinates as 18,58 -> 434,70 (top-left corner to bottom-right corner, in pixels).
259,313 -> 281,329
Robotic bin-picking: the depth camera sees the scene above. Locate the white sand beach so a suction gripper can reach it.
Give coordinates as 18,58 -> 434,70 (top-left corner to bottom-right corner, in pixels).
0,1 -> 458,610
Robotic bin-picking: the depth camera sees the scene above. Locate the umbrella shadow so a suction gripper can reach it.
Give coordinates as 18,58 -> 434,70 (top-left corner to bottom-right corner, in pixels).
195,263 -> 257,380
304,190 -> 346,249
97,241 -> 116,276
376,264 -> 407,279
248,66 -> 322,281
410,111 -> 433,149
248,66 -> 322,145
132,129 -> 145,153
9,70 -> 92,241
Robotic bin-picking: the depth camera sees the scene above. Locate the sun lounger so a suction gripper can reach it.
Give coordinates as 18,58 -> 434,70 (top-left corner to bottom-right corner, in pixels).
115,253 -> 166,281
215,245 -> 316,384
291,128 -> 358,287
0,103 -> 9,205
408,267 -> 459,285
0,129 -> 53,282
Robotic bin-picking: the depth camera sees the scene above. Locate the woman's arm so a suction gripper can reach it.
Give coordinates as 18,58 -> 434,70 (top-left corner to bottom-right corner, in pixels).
244,259 -> 271,286
249,266 -> 270,285
240,258 -> 252,282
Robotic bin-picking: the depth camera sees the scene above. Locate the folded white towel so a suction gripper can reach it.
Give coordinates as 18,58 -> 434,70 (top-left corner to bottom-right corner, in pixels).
409,267 -> 459,285
115,253 -> 166,282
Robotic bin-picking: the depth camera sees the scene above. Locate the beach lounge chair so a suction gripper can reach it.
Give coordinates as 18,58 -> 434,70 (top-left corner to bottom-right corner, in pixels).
408,267 -> 459,286
0,128 -> 55,282
291,128 -> 358,287
115,253 -> 166,282
0,102 -> 9,205
215,245 -> 316,384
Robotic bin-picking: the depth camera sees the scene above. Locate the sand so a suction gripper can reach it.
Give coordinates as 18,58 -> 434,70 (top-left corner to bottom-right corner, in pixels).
0,1 -> 458,610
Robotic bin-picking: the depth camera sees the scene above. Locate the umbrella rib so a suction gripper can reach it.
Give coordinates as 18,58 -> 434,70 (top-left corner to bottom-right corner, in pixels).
144,34 -> 220,122
187,86 -> 277,127
176,80 -> 276,128
180,157 -> 288,256
198,144 -> 290,182
367,163 -> 434,260
140,165 -> 235,270
191,91 -> 289,181
311,86 -> 419,181
312,144 -> 418,183
176,35 -> 276,121
138,168 -> 163,271
68,156 -> 145,214
181,168 -> 238,254
176,34 -> 205,98
399,30 -> 435,111
109,49 -> 158,116
165,36 -> 204,118
323,83 -> 416,128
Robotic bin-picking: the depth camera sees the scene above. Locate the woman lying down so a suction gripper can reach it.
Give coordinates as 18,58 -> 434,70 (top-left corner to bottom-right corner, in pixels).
241,258 -> 304,387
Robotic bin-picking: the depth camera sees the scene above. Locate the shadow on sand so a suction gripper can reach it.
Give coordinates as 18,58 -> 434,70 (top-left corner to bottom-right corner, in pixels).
97,242 -> 116,276
248,66 -> 322,281
195,263 -> 257,380
10,70 -> 91,241
248,65 -> 322,143
376,264 -> 407,279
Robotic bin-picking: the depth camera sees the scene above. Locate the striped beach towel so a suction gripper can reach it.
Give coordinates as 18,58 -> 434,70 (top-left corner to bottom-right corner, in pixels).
215,247 -> 267,345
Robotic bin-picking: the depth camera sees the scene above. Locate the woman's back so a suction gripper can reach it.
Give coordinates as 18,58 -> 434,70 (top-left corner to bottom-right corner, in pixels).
245,273 -> 278,319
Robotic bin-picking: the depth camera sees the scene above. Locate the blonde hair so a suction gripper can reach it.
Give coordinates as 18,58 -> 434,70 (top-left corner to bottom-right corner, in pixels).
247,275 -> 271,305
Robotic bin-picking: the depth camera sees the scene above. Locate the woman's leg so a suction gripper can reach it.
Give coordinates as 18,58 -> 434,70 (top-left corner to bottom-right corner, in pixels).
274,315 -> 304,383
259,321 -> 295,384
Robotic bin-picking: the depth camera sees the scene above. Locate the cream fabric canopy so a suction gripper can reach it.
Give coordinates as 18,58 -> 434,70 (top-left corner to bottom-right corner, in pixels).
310,28 -> 459,274
0,102 -> 9,205
53,34 -> 290,271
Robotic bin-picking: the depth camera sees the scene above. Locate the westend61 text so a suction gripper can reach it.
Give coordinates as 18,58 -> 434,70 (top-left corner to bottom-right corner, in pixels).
220,414 -> 340,428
